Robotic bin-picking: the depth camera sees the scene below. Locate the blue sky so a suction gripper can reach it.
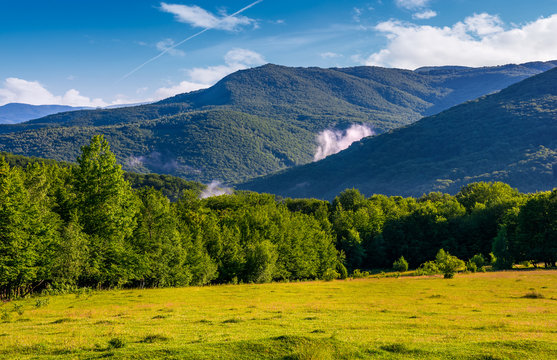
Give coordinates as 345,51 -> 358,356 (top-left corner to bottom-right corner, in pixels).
1,0 -> 557,106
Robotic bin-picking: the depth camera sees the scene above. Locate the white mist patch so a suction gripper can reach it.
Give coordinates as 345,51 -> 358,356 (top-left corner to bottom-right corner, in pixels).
127,155 -> 144,167
200,181 -> 233,199
313,124 -> 374,161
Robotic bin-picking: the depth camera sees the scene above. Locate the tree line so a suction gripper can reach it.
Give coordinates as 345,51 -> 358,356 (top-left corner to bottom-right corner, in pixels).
1,136 -> 555,299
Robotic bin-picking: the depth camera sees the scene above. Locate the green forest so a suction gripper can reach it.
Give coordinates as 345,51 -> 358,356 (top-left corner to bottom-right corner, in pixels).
1,136 -> 555,300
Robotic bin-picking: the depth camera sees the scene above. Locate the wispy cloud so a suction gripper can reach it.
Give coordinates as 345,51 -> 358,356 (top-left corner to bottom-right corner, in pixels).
0,78 -> 107,107
160,2 -> 257,31
353,7 -> 362,22
156,38 -> 185,56
155,48 -> 265,98
320,52 -> 343,59
394,0 -> 430,10
314,124 -> 374,161
154,81 -> 208,99
365,13 -> 557,69
200,181 -> 233,199
412,10 -> 437,20
121,0 -> 263,80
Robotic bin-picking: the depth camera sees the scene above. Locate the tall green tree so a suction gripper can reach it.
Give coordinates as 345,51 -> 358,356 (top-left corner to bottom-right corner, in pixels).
72,135 -> 139,287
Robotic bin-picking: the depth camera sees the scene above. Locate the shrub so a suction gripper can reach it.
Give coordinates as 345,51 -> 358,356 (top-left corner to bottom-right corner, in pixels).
12,304 -> 24,316
34,298 -> 50,308
0,309 -> 11,322
393,256 -> 409,272
322,268 -> 340,281
336,263 -> 348,280
415,261 -> 439,276
489,252 -> 497,265
470,254 -> 486,269
466,260 -> 478,273
351,269 -> 370,278
435,249 -> 465,279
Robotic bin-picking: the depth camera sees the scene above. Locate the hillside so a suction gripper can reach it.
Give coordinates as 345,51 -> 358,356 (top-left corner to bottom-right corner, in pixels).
0,103 -> 88,124
240,68 -> 557,198
0,61 -> 555,183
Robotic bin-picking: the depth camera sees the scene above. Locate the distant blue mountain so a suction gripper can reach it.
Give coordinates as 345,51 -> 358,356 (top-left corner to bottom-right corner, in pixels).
0,103 -> 89,124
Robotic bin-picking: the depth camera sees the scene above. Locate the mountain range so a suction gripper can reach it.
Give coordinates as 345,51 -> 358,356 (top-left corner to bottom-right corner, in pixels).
0,61 -> 556,184
0,103 -> 88,124
240,67 -> 557,199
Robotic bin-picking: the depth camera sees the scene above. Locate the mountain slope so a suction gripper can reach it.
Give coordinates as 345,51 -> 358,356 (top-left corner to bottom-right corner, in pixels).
0,61 -> 555,183
0,103 -> 88,124
240,67 -> 557,199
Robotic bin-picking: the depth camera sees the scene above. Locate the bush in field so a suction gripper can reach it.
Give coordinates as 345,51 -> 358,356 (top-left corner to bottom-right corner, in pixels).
351,269 -> 370,278
435,249 -> 465,279
336,263 -> 348,280
393,256 -> 409,272
465,260 -> 477,273
0,309 -> 10,322
467,254 -> 487,272
322,268 -> 340,281
415,261 -> 439,276
470,254 -> 486,268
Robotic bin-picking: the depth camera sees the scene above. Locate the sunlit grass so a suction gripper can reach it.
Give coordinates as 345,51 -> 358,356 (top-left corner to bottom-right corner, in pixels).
1,270 -> 556,359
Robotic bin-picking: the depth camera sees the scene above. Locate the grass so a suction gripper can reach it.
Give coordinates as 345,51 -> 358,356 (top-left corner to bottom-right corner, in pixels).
0,270 -> 556,359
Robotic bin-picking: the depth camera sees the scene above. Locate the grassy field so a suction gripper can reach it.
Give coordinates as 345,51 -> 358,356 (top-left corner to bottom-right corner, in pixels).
0,271 -> 556,359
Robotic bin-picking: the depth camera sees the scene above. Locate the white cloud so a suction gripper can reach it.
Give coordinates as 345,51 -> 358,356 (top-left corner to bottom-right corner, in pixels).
412,10 -> 437,20
395,0 -> 430,10
320,52 -> 343,59
154,81 -> 209,99
0,78 -> 107,107
224,48 -> 265,67
365,13 -> 557,69
160,2 -> 255,31
156,38 -> 186,56
62,89 -> 106,107
155,48 -> 265,99
461,13 -> 503,35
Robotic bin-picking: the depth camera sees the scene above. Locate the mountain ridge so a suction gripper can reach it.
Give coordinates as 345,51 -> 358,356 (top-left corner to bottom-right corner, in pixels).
0,61 -> 556,183
239,67 -> 557,198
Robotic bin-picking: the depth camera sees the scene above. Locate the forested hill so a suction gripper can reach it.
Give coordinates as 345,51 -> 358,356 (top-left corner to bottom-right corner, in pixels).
240,67 -> 557,199
0,61 -> 555,183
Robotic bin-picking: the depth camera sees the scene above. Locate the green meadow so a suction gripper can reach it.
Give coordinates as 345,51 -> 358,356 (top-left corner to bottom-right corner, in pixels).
1,270 -> 556,360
